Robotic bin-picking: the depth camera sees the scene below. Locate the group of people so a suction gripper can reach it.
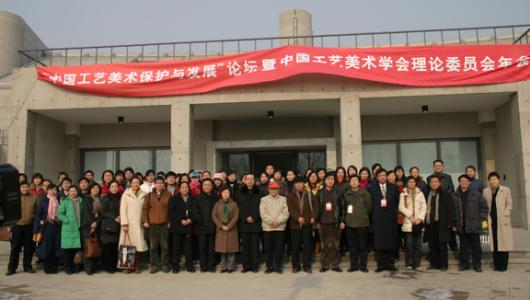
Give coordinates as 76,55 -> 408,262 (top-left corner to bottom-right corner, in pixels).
6,160 -> 514,276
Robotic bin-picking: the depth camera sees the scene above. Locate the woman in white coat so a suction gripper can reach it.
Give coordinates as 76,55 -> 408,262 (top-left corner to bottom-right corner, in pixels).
120,177 -> 148,274
399,176 -> 427,271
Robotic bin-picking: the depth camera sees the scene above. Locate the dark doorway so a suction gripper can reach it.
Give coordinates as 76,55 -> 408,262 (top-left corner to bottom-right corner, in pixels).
223,149 -> 326,176
253,151 -> 296,175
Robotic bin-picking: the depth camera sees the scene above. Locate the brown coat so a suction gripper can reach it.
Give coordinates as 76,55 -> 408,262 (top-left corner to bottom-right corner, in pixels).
212,199 -> 239,253
484,186 -> 514,251
141,190 -> 171,225
286,189 -> 319,230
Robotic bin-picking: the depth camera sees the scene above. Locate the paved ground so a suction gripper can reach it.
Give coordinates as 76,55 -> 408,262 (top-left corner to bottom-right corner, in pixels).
1,228 -> 530,300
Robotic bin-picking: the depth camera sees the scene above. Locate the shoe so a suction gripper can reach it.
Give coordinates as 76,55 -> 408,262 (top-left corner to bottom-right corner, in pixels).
227,270 -> 234,273
406,266 -> 413,270
332,267 -> 343,273
303,267 -> 312,273
275,269 -> 283,274
123,269 -> 133,274
292,267 -> 300,273
458,265 -> 470,271
186,268 -> 195,273
265,268 -> 274,274
161,266 -> 170,273
440,267 -> 448,272
361,268 -> 369,273
150,267 -> 159,274
24,267 -> 36,274
474,267 -> 483,273
375,268 -> 384,273
200,268 -> 208,273
319,268 -> 328,273
209,268 -> 216,273
241,268 -> 250,273
414,267 -> 424,272
252,268 -> 259,273
388,266 -> 398,272
347,267 -> 359,272
220,269 -> 228,273
172,268 -> 180,274
5,270 -> 15,276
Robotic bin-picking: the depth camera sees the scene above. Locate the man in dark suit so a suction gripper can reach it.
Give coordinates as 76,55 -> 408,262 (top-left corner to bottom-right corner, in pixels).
367,169 -> 400,272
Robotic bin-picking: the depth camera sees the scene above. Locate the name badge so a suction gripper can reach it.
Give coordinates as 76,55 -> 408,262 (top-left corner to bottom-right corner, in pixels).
325,202 -> 332,211
347,205 -> 353,214
381,199 -> 387,208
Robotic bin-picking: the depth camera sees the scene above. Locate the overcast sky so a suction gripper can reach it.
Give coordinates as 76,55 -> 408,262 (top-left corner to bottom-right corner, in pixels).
1,0 -> 529,48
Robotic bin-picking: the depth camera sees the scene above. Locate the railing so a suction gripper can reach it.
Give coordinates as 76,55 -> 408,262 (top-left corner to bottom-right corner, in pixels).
18,24 -> 530,67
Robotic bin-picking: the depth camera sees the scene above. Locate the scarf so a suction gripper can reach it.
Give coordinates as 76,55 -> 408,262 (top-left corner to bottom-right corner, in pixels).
222,200 -> 231,224
406,187 -> 417,215
47,196 -> 58,222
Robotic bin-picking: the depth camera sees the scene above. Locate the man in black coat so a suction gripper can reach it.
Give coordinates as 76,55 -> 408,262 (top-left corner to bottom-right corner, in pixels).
425,175 -> 456,271
367,169 -> 399,272
454,174 -> 488,272
192,179 -> 219,272
236,174 -> 263,273
427,159 -> 458,251
168,182 -> 195,273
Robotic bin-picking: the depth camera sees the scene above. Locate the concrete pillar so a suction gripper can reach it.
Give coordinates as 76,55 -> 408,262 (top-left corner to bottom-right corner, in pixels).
171,103 -> 192,172
7,109 -> 33,174
478,110 -> 496,179
64,123 -> 80,181
279,9 -> 313,46
514,83 -> 530,229
339,95 -> 362,168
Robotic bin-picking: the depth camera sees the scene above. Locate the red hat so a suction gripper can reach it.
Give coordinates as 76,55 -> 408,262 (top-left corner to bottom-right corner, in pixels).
268,181 -> 280,189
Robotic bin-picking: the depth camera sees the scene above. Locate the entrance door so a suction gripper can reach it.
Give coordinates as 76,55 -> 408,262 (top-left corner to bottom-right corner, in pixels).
224,149 -> 326,175
253,151 -> 296,175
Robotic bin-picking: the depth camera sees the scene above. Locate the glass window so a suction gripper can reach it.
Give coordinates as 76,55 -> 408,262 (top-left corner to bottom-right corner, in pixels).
362,143 -> 397,170
83,150 -> 116,181
228,153 -> 250,176
155,149 -> 171,173
400,142 -> 437,177
298,151 -> 325,174
119,150 -> 152,175
440,140 -> 479,186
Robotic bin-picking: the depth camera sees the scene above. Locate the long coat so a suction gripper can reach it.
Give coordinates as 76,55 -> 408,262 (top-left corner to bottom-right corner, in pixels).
425,189 -> 456,243
236,186 -> 263,233
57,196 -> 83,249
193,192 -> 219,235
81,195 -> 99,241
99,193 -> 120,245
34,197 -> 63,259
212,199 -> 239,253
119,189 -> 148,252
367,183 -> 399,250
168,194 -> 194,235
484,186 -> 514,251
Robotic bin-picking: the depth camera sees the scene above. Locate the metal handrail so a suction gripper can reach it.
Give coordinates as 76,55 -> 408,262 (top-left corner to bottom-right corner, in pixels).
18,24 -> 530,67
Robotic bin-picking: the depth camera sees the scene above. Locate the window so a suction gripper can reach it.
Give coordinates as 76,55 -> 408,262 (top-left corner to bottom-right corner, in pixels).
82,148 -> 170,180
0,130 -> 7,146
362,139 -> 479,185
297,151 -> 326,173
400,141 -> 437,177
83,150 -> 116,181
362,143 -> 397,170
227,153 -> 251,176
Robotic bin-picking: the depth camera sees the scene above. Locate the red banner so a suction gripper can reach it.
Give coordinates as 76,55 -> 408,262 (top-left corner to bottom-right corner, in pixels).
36,45 -> 530,97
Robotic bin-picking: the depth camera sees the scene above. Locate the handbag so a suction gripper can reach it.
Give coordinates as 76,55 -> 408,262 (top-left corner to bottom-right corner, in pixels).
85,231 -> 101,258
117,233 -> 136,270
33,223 -> 46,244
101,218 -> 119,233
74,250 -> 83,265
0,226 -> 12,241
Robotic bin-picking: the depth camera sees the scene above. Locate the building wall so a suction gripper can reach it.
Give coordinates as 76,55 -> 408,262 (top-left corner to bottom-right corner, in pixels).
361,112 -> 480,141
32,113 -> 65,179
79,123 -> 170,149
213,117 -> 333,141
